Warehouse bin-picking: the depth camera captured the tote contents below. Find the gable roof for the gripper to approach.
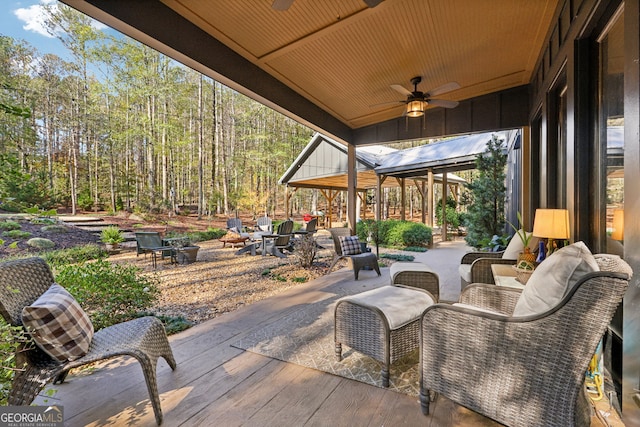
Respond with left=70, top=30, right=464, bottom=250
left=279, top=131, right=485, bottom=191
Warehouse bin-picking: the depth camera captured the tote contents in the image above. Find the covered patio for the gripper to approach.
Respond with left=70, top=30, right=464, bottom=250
left=55, top=0, right=640, bottom=424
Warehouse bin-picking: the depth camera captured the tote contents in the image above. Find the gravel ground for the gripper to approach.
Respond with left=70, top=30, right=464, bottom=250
left=108, top=232, right=345, bottom=324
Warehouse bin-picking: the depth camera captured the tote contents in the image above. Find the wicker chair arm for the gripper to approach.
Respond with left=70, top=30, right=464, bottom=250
left=459, top=283, right=521, bottom=315
left=460, top=251, right=503, bottom=264
left=470, top=257, right=517, bottom=284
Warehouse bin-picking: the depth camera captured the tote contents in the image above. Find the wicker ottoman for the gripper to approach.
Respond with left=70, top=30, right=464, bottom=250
left=334, top=285, right=435, bottom=387
left=390, top=262, right=440, bottom=302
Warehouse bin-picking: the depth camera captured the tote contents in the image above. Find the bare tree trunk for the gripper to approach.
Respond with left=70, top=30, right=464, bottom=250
left=198, top=74, right=204, bottom=218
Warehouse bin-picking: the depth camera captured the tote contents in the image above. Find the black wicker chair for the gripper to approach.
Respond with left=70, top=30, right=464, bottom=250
left=0, top=257, right=177, bottom=425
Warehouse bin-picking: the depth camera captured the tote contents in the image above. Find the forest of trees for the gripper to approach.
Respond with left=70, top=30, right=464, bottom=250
left=0, top=4, right=317, bottom=219
left=1, top=4, right=470, bottom=223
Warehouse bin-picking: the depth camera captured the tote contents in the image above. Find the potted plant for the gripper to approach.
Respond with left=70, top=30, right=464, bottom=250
left=168, top=235, right=200, bottom=264
left=100, top=226, right=124, bottom=252
left=507, top=212, right=535, bottom=263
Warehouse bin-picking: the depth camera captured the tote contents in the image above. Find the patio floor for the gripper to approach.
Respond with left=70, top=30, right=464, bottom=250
left=34, top=239, right=623, bottom=426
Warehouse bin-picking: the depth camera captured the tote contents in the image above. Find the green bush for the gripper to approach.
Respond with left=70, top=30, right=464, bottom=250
left=55, top=260, right=160, bottom=330
left=0, top=221, right=21, bottom=231
left=99, top=226, right=124, bottom=244
left=385, top=221, right=432, bottom=248
left=40, top=244, right=107, bottom=268
left=356, top=219, right=432, bottom=248
left=2, top=230, right=31, bottom=239
left=40, top=224, right=68, bottom=233
left=0, top=320, right=30, bottom=405
left=380, top=253, right=415, bottom=262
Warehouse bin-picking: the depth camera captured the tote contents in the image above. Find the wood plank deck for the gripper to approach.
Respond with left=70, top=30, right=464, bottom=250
left=34, top=255, right=624, bottom=426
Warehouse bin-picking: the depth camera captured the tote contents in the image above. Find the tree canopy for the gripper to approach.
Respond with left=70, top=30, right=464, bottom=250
left=0, top=4, right=314, bottom=218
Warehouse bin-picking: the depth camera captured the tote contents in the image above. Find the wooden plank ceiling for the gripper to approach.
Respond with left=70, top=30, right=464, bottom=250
left=160, top=0, right=558, bottom=129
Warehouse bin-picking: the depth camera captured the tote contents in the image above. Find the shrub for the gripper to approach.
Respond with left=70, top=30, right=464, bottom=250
left=40, top=244, right=107, bottom=268
left=40, top=224, right=68, bottom=233
left=0, top=221, right=21, bottom=231
left=99, top=226, right=124, bottom=244
left=0, top=320, right=31, bottom=405
left=385, top=221, right=432, bottom=248
left=293, top=234, right=317, bottom=268
left=55, top=260, right=160, bottom=330
left=26, top=237, right=55, bottom=249
left=380, top=253, right=415, bottom=262
left=2, top=230, right=31, bottom=239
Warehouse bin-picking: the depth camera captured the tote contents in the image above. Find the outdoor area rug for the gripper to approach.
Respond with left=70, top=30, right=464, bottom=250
left=231, top=289, right=420, bottom=397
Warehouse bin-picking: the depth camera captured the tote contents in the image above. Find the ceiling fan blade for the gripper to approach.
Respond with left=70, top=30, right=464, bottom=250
left=272, top=0, right=294, bottom=11
left=429, top=99, right=460, bottom=109
left=426, top=81, right=461, bottom=97
left=363, top=0, right=383, bottom=7
left=391, top=84, right=412, bottom=96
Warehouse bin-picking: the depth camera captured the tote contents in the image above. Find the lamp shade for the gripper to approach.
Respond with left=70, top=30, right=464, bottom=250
left=532, top=209, right=570, bottom=239
left=406, top=100, right=426, bottom=117
left=611, top=208, right=624, bottom=241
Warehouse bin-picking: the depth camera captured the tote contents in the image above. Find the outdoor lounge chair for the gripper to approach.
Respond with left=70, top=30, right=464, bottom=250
left=327, top=227, right=381, bottom=280
left=134, top=231, right=176, bottom=268
left=459, top=231, right=538, bottom=289
left=421, top=244, right=631, bottom=427
left=254, top=216, right=273, bottom=234
left=0, top=257, right=177, bottom=425
left=262, top=219, right=294, bottom=258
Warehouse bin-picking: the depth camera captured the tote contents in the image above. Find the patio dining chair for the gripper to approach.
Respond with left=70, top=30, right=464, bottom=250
left=134, top=231, right=176, bottom=268
left=421, top=243, right=631, bottom=427
left=0, top=257, right=177, bottom=425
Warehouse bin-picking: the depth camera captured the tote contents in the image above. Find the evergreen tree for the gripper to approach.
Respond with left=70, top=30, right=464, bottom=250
left=463, top=134, right=507, bottom=248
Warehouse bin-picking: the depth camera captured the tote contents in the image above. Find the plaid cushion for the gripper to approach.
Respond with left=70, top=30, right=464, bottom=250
left=339, top=235, right=362, bottom=255
left=22, top=283, right=94, bottom=362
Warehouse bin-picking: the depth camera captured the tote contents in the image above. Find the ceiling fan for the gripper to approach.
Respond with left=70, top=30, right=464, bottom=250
left=389, top=77, right=460, bottom=118
left=272, top=0, right=382, bottom=11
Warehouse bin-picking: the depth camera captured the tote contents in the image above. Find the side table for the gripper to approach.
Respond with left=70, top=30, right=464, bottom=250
left=490, top=264, right=525, bottom=289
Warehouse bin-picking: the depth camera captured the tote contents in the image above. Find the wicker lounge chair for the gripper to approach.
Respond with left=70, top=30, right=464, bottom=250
left=0, top=257, right=177, bottom=425
left=327, top=228, right=381, bottom=280
left=421, top=249, right=631, bottom=427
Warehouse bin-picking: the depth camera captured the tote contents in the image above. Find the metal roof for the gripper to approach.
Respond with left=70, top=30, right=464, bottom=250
left=279, top=132, right=474, bottom=190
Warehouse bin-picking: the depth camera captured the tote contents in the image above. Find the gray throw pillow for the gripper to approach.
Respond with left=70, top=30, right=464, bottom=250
left=512, top=241, right=599, bottom=317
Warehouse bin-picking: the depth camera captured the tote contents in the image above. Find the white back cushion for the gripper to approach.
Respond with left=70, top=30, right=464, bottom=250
left=512, top=241, right=599, bottom=317
left=502, top=231, right=527, bottom=259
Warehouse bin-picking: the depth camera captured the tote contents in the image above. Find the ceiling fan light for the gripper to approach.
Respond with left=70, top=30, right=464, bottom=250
left=406, top=100, right=426, bottom=117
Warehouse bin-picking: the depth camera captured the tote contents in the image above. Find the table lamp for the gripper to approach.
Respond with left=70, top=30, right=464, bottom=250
left=532, top=208, right=570, bottom=256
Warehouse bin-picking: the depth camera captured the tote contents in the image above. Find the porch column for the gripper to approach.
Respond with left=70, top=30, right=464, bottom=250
left=399, top=178, right=406, bottom=221
left=376, top=175, right=387, bottom=221
left=427, top=170, right=434, bottom=227
left=347, top=144, right=357, bottom=234
left=421, top=180, right=427, bottom=224
left=442, top=172, right=448, bottom=241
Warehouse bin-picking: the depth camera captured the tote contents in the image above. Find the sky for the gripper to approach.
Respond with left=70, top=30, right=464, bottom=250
left=0, top=0, right=112, bottom=61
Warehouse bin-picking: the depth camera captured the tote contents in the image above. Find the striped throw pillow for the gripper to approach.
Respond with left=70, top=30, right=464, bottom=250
left=22, top=283, right=94, bottom=362
left=339, top=235, right=362, bottom=255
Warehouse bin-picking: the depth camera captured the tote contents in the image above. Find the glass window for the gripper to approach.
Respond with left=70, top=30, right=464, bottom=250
left=599, top=12, right=624, bottom=256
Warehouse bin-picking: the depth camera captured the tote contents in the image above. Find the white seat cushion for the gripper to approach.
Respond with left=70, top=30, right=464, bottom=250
left=339, top=285, right=434, bottom=329
left=513, top=241, right=599, bottom=317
